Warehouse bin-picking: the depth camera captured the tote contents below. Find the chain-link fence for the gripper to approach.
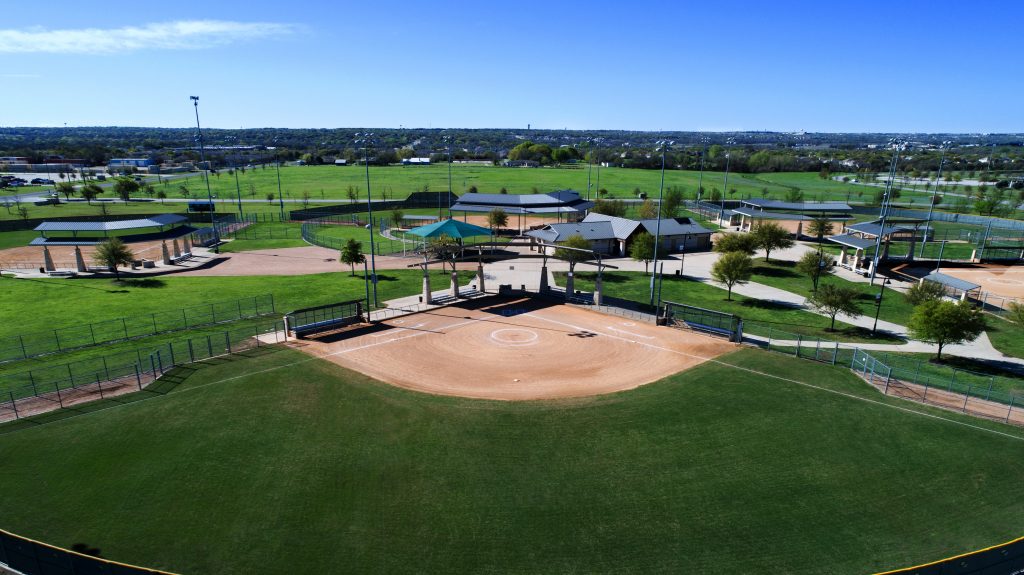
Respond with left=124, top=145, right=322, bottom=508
left=0, top=294, right=275, bottom=364
left=0, top=320, right=286, bottom=423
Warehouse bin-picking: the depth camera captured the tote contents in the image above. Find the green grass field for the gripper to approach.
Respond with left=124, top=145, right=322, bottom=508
left=560, top=270, right=904, bottom=343
left=1, top=346, right=1022, bottom=574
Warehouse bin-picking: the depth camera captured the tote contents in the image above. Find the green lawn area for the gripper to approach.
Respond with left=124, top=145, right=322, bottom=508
left=0, top=229, right=39, bottom=250
left=219, top=222, right=307, bottom=252
left=1, top=346, right=1022, bottom=574
left=746, top=258, right=916, bottom=327
left=559, top=271, right=903, bottom=343
left=986, top=316, right=1024, bottom=359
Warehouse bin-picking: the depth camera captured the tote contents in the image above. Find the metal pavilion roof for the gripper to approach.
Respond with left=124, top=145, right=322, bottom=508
left=404, top=218, right=493, bottom=240
left=922, top=272, right=981, bottom=293
left=741, top=199, right=853, bottom=212
left=826, top=234, right=878, bottom=250
left=34, top=214, right=188, bottom=233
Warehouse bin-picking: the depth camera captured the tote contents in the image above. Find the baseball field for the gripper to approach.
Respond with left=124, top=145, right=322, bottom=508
left=1, top=302, right=1023, bottom=574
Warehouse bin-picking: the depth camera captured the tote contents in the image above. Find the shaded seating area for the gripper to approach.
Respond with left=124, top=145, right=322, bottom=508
left=30, top=214, right=193, bottom=246
left=920, top=272, right=982, bottom=302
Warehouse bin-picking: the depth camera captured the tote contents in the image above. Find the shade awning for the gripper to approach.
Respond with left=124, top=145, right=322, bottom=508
left=922, top=272, right=981, bottom=292
left=34, top=214, right=188, bottom=232
left=405, top=218, right=493, bottom=240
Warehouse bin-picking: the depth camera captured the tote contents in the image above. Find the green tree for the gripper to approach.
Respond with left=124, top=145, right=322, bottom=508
left=751, top=222, right=794, bottom=262
left=637, top=198, right=658, bottom=220
left=554, top=233, right=592, bottom=274
left=630, top=232, right=656, bottom=274
left=661, top=186, right=684, bottom=218
left=339, top=239, right=365, bottom=276
left=904, top=281, right=947, bottom=306
left=93, top=238, right=135, bottom=280
left=796, top=250, right=835, bottom=292
left=591, top=198, right=627, bottom=217
left=179, top=185, right=191, bottom=199
left=908, top=300, right=986, bottom=361
left=156, top=189, right=167, bottom=204
left=426, top=233, right=461, bottom=272
left=16, top=206, right=29, bottom=220
left=806, top=216, right=834, bottom=241
left=713, top=232, right=757, bottom=255
left=711, top=251, right=753, bottom=300
left=390, top=207, right=404, bottom=228
left=807, top=284, right=861, bottom=331
left=346, top=185, right=359, bottom=204
left=466, top=185, right=478, bottom=194
left=113, top=176, right=140, bottom=204
left=1006, top=301, right=1024, bottom=326
left=266, top=193, right=275, bottom=204
left=487, top=208, right=508, bottom=232
left=784, top=188, right=804, bottom=203
left=55, top=181, right=76, bottom=200
left=80, top=183, right=103, bottom=204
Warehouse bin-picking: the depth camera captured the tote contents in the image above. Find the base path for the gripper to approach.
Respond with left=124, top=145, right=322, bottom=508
left=296, top=296, right=735, bottom=400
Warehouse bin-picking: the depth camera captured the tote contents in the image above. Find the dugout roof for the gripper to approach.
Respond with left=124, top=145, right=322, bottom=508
left=922, top=272, right=981, bottom=293
left=34, top=214, right=188, bottom=232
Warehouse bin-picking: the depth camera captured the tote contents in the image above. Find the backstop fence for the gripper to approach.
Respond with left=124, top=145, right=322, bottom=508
left=0, top=320, right=286, bottom=424
left=300, top=216, right=420, bottom=256
left=0, top=294, right=275, bottom=364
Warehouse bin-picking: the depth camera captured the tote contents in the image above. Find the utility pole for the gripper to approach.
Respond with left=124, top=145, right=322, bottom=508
left=649, top=140, right=671, bottom=308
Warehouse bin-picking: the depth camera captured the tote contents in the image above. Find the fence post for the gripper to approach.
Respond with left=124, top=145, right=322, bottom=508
left=948, top=369, right=956, bottom=392
left=18, top=334, right=27, bottom=359
left=54, top=329, right=61, bottom=352
left=157, top=351, right=164, bottom=374
left=225, top=331, right=232, bottom=354
left=815, top=337, right=821, bottom=361
left=1007, top=396, right=1016, bottom=424
left=237, top=299, right=243, bottom=319
left=832, top=341, right=839, bottom=366
left=135, top=364, right=142, bottom=390
left=152, top=313, right=159, bottom=334
left=963, top=385, right=971, bottom=412
left=150, top=354, right=157, bottom=377
left=96, top=374, right=105, bottom=399
left=67, top=364, right=74, bottom=387
left=89, top=323, right=97, bottom=345
left=9, top=391, right=18, bottom=420
left=122, top=317, right=129, bottom=339
left=207, top=335, right=213, bottom=358
left=168, top=343, right=176, bottom=367
left=102, top=356, right=110, bottom=380
left=986, top=377, right=994, bottom=401
left=794, top=335, right=801, bottom=357
left=55, top=383, right=63, bottom=407
left=884, top=367, right=892, bottom=394
left=188, top=339, right=195, bottom=363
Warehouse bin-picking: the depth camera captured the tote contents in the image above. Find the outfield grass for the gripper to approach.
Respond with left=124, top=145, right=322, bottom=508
left=559, top=271, right=903, bottom=343
left=985, top=317, right=1024, bottom=359
left=1, top=346, right=1022, bottom=574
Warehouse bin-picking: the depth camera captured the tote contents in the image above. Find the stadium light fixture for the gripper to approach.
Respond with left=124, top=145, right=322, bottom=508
left=190, top=96, right=219, bottom=253
left=921, top=140, right=952, bottom=257
left=649, top=140, right=673, bottom=308
left=355, top=134, right=379, bottom=308
left=869, top=138, right=905, bottom=286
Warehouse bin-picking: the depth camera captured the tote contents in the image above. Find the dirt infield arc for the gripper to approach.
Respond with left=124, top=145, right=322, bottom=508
left=296, top=297, right=735, bottom=400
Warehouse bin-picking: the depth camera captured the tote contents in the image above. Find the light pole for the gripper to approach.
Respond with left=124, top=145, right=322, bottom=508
left=649, top=140, right=672, bottom=308
left=696, top=136, right=709, bottom=202
left=356, top=135, right=379, bottom=308
left=921, top=141, right=951, bottom=257
left=869, top=138, right=905, bottom=286
left=872, top=279, right=887, bottom=335
left=190, top=96, right=219, bottom=253
left=720, top=152, right=731, bottom=222
left=444, top=134, right=453, bottom=217
left=233, top=162, right=244, bottom=218
left=585, top=141, right=594, bottom=200
left=274, top=160, right=285, bottom=220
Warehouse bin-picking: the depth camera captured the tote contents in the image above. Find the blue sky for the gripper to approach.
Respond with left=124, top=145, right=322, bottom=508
left=1, top=0, right=1021, bottom=133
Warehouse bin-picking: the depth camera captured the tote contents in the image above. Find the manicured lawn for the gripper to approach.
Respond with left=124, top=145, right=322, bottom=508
left=0, top=230, right=40, bottom=250
left=746, top=259, right=917, bottom=327
left=1, top=346, right=1022, bottom=574
left=986, top=317, right=1024, bottom=359
left=219, top=222, right=307, bottom=252
left=559, top=271, right=903, bottom=343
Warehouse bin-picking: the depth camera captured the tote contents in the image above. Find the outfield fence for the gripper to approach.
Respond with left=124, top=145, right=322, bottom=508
left=0, top=320, right=286, bottom=423
left=1, top=527, right=176, bottom=575
left=301, top=216, right=419, bottom=256
left=0, top=294, right=275, bottom=364
left=225, top=225, right=300, bottom=241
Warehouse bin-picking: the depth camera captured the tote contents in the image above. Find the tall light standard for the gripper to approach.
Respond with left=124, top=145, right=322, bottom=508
left=190, top=96, right=219, bottom=253
left=444, top=134, right=454, bottom=217
left=274, top=159, right=285, bottom=220
left=720, top=152, right=732, bottom=221
left=584, top=141, right=594, bottom=200
left=869, top=138, right=906, bottom=286
left=355, top=135, right=379, bottom=307
left=649, top=140, right=672, bottom=308
left=921, top=140, right=951, bottom=257
left=695, top=136, right=709, bottom=202
left=232, top=162, right=244, bottom=218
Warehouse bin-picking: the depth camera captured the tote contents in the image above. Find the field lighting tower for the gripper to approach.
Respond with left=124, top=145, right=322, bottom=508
left=869, top=138, right=906, bottom=286
left=355, top=134, right=379, bottom=308
left=190, top=96, right=219, bottom=253
left=696, top=136, right=709, bottom=202
left=649, top=140, right=672, bottom=308
left=921, top=141, right=952, bottom=257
